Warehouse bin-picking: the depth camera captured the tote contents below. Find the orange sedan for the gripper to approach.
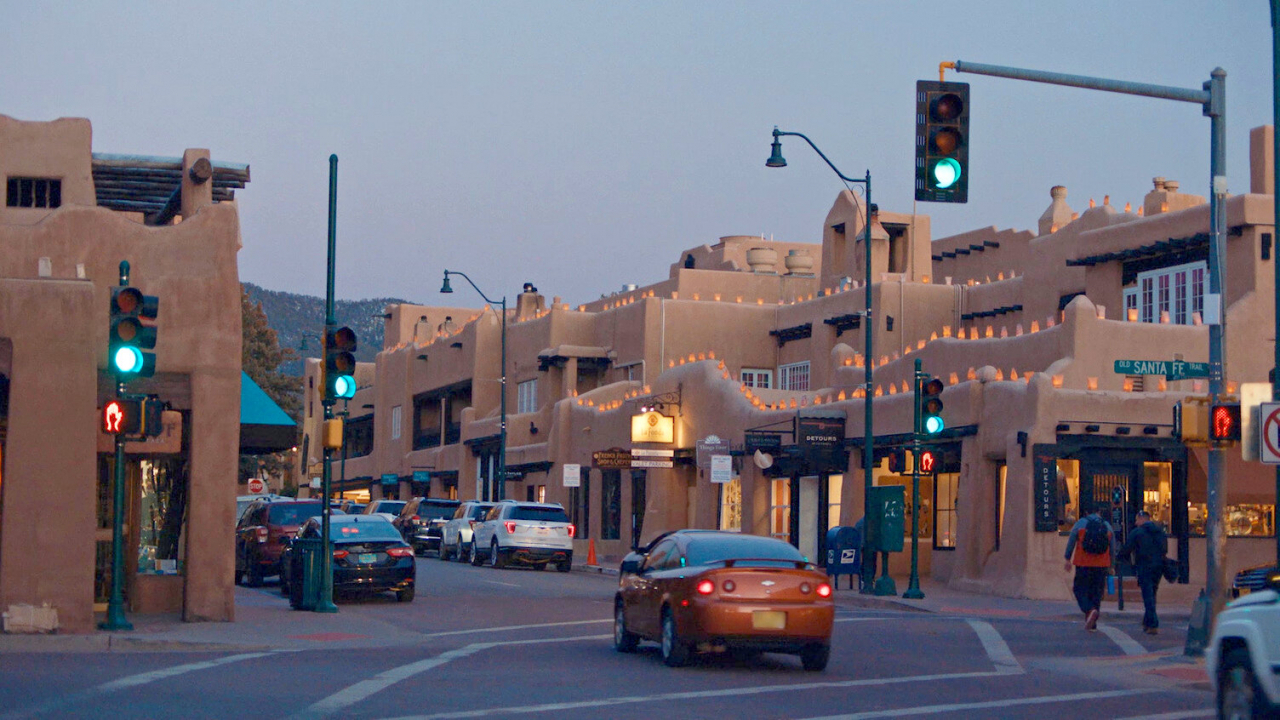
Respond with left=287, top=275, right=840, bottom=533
left=613, top=530, right=834, bottom=670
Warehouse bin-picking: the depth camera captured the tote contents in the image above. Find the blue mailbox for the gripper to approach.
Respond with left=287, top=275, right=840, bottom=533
left=825, top=525, right=860, bottom=588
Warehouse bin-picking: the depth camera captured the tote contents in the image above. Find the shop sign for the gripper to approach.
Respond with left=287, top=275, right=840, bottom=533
left=632, top=448, right=674, bottom=458
left=1032, top=448, right=1059, bottom=532
left=412, top=470, right=430, bottom=484
left=798, top=415, right=845, bottom=449
left=696, top=435, right=730, bottom=469
left=593, top=448, right=632, bottom=470
left=381, top=473, right=400, bottom=486
left=630, top=411, right=674, bottom=444
left=631, top=459, right=674, bottom=469
left=709, top=455, right=733, bottom=483
left=744, top=431, right=783, bottom=455
left=563, top=463, right=582, bottom=487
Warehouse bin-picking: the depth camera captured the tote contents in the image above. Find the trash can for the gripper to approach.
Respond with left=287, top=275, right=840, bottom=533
left=289, top=538, right=324, bottom=611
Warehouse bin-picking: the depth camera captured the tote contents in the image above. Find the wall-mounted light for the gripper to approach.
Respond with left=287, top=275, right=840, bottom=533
left=1115, top=426, right=1131, bottom=435
left=530, top=421, right=539, bottom=435
left=1055, top=423, right=1070, bottom=433
left=1084, top=424, right=1101, bottom=433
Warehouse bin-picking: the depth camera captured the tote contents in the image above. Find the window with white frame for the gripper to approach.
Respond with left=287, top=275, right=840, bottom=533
left=741, top=368, right=773, bottom=389
left=778, top=362, right=810, bottom=391
left=769, top=478, right=791, bottom=541
left=1122, top=260, right=1206, bottom=325
left=391, top=405, right=402, bottom=439
left=618, top=363, right=642, bottom=383
left=517, top=379, right=537, bottom=414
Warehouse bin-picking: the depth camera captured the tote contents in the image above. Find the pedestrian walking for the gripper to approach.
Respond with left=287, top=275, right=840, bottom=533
left=1064, top=505, right=1114, bottom=631
left=1120, top=510, right=1168, bottom=634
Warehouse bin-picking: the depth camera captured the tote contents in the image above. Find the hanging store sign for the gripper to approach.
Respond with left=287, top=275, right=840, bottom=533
left=1032, top=448, right=1059, bottom=532
left=744, top=431, right=783, bottom=455
left=696, top=435, right=731, bottom=469
left=381, top=473, right=400, bottom=486
left=631, top=411, right=674, bottom=444
left=592, top=448, right=632, bottom=470
left=632, top=448, right=674, bottom=458
left=562, top=463, right=582, bottom=487
left=412, top=470, right=430, bottom=484
left=798, top=415, right=845, bottom=450
left=631, top=459, right=674, bottom=469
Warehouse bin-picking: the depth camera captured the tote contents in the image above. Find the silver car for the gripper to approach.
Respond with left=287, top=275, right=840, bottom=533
left=440, top=501, right=495, bottom=562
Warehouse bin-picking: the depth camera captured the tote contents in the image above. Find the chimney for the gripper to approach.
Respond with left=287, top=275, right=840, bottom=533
left=1038, top=186, right=1073, bottom=235
left=516, top=282, right=545, bottom=320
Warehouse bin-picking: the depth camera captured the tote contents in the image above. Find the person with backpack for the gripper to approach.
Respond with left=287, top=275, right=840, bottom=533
left=1120, top=510, right=1169, bottom=634
left=1063, top=505, right=1114, bottom=631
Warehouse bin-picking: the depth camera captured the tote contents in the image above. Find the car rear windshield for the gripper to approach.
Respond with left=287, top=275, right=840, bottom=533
left=268, top=504, right=324, bottom=526
left=332, top=521, right=402, bottom=542
left=416, top=501, right=460, bottom=519
left=511, top=506, right=570, bottom=523
left=470, top=504, right=495, bottom=521
left=375, top=502, right=406, bottom=514
left=684, top=536, right=805, bottom=567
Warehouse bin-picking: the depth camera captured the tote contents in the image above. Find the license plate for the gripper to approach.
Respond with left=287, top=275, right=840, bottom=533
left=537, top=527, right=551, bottom=535
left=358, top=553, right=377, bottom=564
left=752, top=611, right=786, bottom=630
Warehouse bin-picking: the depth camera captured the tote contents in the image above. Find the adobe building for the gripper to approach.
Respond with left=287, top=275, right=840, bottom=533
left=0, top=114, right=249, bottom=631
left=298, top=126, right=1277, bottom=602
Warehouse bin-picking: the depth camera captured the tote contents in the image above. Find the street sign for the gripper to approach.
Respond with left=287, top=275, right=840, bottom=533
left=247, top=477, right=266, bottom=494
left=1260, top=402, right=1280, bottom=465
left=631, top=448, right=675, bottom=458
left=1241, top=383, right=1272, bottom=462
left=1112, top=359, right=1209, bottom=381
left=709, top=454, right=733, bottom=483
left=562, top=463, right=581, bottom=487
left=631, top=459, right=674, bottom=469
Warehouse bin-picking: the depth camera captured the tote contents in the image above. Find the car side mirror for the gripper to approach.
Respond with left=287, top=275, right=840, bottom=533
left=620, top=553, right=644, bottom=575
left=1265, top=571, right=1280, bottom=592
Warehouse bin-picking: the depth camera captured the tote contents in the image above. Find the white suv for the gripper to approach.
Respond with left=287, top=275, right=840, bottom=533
left=1208, top=569, right=1280, bottom=718
left=471, top=501, right=575, bottom=572
left=440, top=501, right=495, bottom=563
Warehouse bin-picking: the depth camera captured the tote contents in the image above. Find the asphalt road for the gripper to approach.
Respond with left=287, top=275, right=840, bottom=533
left=0, top=556, right=1215, bottom=719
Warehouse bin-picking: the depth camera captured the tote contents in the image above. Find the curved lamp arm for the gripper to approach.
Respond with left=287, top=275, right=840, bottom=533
left=442, top=270, right=505, bottom=309
left=772, top=128, right=867, bottom=186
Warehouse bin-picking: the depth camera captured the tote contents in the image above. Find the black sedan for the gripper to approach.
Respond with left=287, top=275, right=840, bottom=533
left=280, top=515, right=416, bottom=603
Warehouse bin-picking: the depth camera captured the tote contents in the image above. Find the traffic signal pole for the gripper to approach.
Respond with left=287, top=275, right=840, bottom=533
left=945, top=59, right=1228, bottom=645
left=904, top=359, right=925, bottom=599
left=1272, top=0, right=1280, bottom=569
left=100, top=261, right=134, bottom=631
left=316, top=155, right=340, bottom=614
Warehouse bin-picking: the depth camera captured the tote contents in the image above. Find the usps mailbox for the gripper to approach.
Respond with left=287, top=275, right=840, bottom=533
left=825, top=526, right=860, bottom=587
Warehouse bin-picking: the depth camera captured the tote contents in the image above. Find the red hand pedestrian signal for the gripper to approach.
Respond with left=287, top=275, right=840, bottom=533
left=104, top=401, right=124, bottom=433
left=102, top=399, right=143, bottom=435
left=919, top=450, right=936, bottom=473
left=1210, top=403, right=1241, bottom=442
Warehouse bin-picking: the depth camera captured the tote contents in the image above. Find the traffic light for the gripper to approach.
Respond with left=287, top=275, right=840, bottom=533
left=1175, top=397, right=1210, bottom=446
left=1211, top=401, right=1242, bottom=443
left=888, top=449, right=914, bottom=474
left=102, top=399, right=143, bottom=435
left=918, top=375, right=945, bottom=436
left=323, top=326, right=358, bottom=401
left=915, top=80, right=970, bottom=204
left=108, top=286, right=158, bottom=378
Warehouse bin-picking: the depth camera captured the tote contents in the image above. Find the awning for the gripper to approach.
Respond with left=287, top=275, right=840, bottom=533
left=240, top=371, right=297, bottom=455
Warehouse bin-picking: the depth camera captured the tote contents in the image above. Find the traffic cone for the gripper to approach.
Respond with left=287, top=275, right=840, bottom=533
left=586, top=538, right=597, bottom=566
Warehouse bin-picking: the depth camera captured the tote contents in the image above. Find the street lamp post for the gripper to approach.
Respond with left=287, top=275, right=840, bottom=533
left=441, top=270, right=507, bottom=501
left=766, top=128, right=878, bottom=594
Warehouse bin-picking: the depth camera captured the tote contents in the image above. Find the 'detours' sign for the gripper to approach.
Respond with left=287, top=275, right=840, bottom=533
left=798, top=415, right=845, bottom=450
left=1032, top=447, right=1059, bottom=532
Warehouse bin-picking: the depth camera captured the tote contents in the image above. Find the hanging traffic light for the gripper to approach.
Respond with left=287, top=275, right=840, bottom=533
left=915, top=80, right=970, bottom=204
left=324, top=326, right=358, bottom=401
left=102, top=399, right=143, bottom=435
left=1210, top=401, right=1242, bottom=443
left=918, top=375, right=945, bottom=436
left=108, top=286, right=159, bottom=378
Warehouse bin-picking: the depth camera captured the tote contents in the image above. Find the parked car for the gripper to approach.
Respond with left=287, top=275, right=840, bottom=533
left=364, top=499, right=407, bottom=523
left=235, top=498, right=326, bottom=587
left=470, top=500, right=574, bottom=571
left=1232, top=563, right=1279, bottom=598
left=237, top=493, right=286, bottom=523
left=441, top=501, right=495, bottom=562
left=279, top=514, right=416, bottom=603
left=1209, top=567, right=1280, bottom=718
left=394, top=497, right=462, bottom=555
left=339, top=500, right=367, bottom=515
left=613, top=530, right=834, bottom=670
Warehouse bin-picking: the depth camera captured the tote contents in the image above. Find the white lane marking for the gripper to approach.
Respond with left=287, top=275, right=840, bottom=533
left=965, top=619, right=1021, bottom=672
left=1099, top=623, right=1148, bottom=656
left=835, top=617, right=892, bottom=622
left=798, top=688, right=1157, bottom=720
left=294, top=634, right=609, bottom=719
left=2, top=652, right=272, bottom=719
left=382, top=670, right=1014, bottom=720
left=419, top=619, right=610, bottom=639
left=482, top=580, right=520, bottom=588
left=1115, top=710, right=1215, bottom=720
left=1115, top=711, right=1215, bottom=720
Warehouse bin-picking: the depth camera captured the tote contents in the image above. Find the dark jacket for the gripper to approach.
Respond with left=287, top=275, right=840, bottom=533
left=1121, top=521, right=1168, bottom=570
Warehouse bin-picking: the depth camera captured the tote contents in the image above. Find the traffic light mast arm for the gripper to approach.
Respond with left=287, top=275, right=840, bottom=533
left=949, top=60, right=1209, bottom=106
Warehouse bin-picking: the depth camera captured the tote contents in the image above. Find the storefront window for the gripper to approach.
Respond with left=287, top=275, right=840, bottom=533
left=719, top=477, right=742, bottom=532
left=1056, top=459, right=1081, bottom=532
left=934, top=472, right=958, bottom=549
left=600, top=470, right=621, bottom=540
left=137, top=458, right=186, bottom=575
left=828, top=474, right=843, bottom=530
left=770, top=479, right=790, bottom=540
left=1186, top=457, right=1276, bottom=537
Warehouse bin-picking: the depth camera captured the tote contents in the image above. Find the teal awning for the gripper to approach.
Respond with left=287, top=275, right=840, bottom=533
left=240, top=371, right=297, bottom=454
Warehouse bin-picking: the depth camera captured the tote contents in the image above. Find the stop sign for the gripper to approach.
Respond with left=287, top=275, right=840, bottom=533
left=247, top=477, right=266, bottom=494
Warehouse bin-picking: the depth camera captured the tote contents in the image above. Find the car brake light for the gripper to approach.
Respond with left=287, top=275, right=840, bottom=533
left=386, top=547, right=413, bottom=558
left=696, top=579, right=715, bottom=595
left=799, top=582, right=812, bottom=594
left=469, top=520, right=479, bottom=529
left=567, top=524, right=576, bottom=538
left=333, top=550, right=349, bottom=559
left=816, top=583, right=832, bottom=598
left=256, top=528, right=268, bottom=543
left=722, top=580, right=736, bottom=592
left=504, top=521, right=517, bottom=534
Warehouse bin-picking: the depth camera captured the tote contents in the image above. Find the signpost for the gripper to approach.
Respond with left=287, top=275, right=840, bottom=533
left=1113, top=359, right=1210, bottom=381
left=562, top=463, right=581, bottom=487
left=1261, top=403, right=1280, bottom=465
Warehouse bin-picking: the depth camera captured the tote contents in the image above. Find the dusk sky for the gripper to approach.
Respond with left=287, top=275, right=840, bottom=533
left=2, top=2, right=1271, bottom=309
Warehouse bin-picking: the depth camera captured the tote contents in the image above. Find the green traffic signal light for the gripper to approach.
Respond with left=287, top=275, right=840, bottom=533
left=324, top=325, right=359, bottom=401
left=109, top=284, right=159, bottom=379
left=923, top=415, right=945, bottom=435
left=915, top=80, right=970, bottom=204
left=333, top=374, right=356, bottom=399
left=113, top=345, right=144, bottom=374
left=932, top=158, right=962, bottom=189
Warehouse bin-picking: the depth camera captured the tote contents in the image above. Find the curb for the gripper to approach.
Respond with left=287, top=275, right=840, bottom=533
left=575, top=564, right=620, bottom=577
left=0, top=632, right=265, bottom=654
left=832, top=592, right=935, bottom=614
